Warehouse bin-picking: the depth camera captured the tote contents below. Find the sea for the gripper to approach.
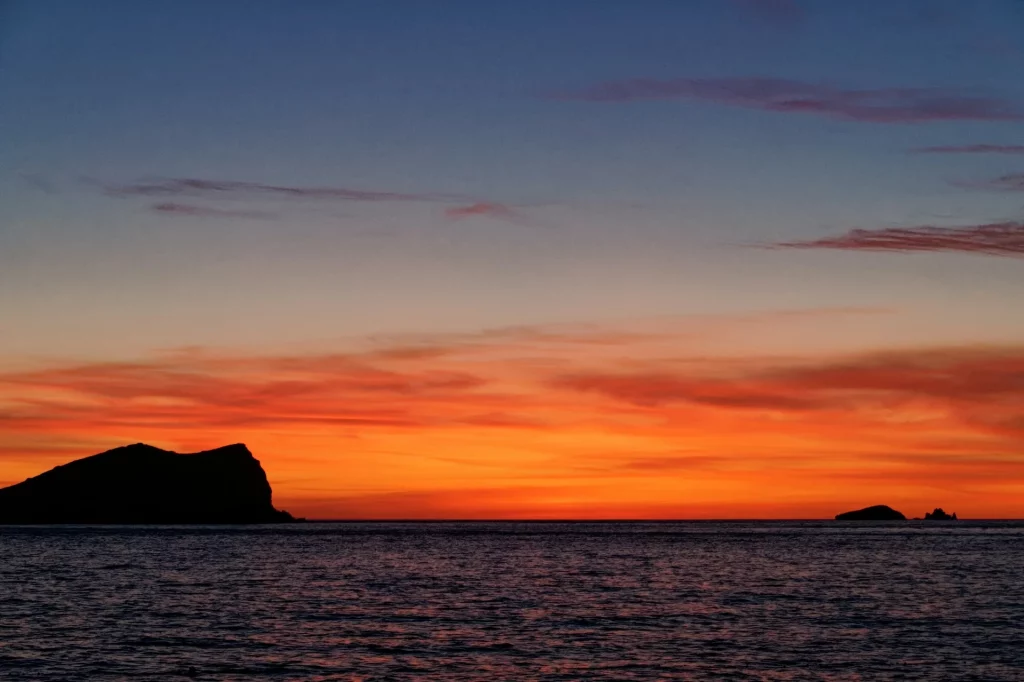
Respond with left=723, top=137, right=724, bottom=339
left=1, top=522, right=1022, bottom=681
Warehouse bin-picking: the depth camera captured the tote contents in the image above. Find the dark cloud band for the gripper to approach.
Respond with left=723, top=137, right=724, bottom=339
left=553, top=76, right=1024, bottom=124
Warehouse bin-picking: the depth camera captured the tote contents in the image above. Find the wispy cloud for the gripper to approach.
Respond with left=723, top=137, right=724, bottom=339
left=615, top=453, right=745, bottom=473
left=5, top=333, right=1021, bottom=437
left=772, top=222, right=1024, bottom=257
left=444, top=202, right=523, bottom=221
left=552, top=346, right=1024, bottom=434
left=910, top=144, right=1024, bottom=155
left=953, top=173, right=1024, bottom=192
left=554, top=371, right=822, bottom=411
left=93, top=176, right=533, bottom=221
left=0, top=351, right=495, bottom=434
left=553, top=76, right=1024, bottom=123
left=98, top=177, right=465, bottom=203
left=150, top=202, right=277, bottom=219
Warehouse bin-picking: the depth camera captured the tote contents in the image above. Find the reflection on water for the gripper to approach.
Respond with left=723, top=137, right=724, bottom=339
left=1, top=522, right=1022, bottom=680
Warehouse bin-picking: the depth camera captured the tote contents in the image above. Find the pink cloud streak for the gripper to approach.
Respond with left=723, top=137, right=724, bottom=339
left=773, top=222, right=1024, bottom=257
left=444, top=202, right=522, bottom=221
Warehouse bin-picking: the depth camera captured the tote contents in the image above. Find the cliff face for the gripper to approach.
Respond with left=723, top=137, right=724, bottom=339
left=0, top=443, right=294, bottom=524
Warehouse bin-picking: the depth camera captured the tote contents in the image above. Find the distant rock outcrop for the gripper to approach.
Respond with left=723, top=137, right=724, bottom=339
left=834, top=504, right=906, bottom=521
left=0, top=443, right=294, bottom=524
left=923, top=508, right=957, bottom=521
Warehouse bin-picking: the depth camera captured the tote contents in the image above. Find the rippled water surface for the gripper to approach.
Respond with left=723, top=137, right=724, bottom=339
left=2, top=522, right=1023, bottom=680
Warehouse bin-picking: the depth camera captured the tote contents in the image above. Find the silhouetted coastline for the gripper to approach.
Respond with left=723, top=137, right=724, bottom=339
left=0, top=443, right=294, bottom=524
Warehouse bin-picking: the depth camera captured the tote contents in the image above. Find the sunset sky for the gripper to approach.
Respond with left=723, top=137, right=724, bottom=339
left=2, top=0, right=1023, bottom=518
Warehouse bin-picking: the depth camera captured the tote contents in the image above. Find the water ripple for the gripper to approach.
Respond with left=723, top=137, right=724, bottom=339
left=1, top=522, right=1022, bottom=680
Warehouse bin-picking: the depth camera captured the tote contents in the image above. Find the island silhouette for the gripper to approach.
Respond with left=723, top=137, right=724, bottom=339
left=834, top=504, right=907, bottom=520
left=835, top=505, right=961, bottom=521
left=0, top=443, right=294, bottom=524
left=923, top=508, right=958, bottom=521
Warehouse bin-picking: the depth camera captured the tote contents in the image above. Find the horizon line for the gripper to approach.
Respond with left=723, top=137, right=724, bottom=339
left=293, top=517, right=1015, bottom=523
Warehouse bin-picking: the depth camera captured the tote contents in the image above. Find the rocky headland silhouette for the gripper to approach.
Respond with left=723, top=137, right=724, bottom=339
left=0, top=443, right=294, bottom=524
left=923, top=508, right=958, bottom=521
left=834, top=505, right=906, bottom=521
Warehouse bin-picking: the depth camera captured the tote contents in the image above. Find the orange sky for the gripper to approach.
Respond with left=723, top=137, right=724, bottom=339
left=4, top=1, right=1024, bottom=521
left=1, top=308, right=1022, bottom=519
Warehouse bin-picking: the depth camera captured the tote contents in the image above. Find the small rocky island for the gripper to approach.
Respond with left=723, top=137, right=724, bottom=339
left=834, top=504, right=906, bottom=521
left=0, top=443, right=295, bottom=524
left=923, top=508, right=957, bottom=521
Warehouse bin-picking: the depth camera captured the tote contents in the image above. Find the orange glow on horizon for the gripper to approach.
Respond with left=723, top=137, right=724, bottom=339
left=1, top=317, right=1022, bottom=519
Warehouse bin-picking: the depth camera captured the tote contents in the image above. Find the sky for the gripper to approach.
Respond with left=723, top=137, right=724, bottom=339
left=1, top=0, right=1023, bottom=518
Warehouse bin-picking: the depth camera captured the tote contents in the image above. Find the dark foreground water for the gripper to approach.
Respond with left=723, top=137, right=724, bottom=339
left=1, top=522, right=1023, bottom=681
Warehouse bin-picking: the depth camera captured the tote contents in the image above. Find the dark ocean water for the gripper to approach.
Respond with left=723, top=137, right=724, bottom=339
left=1, top=522, right=1023, bottom=681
